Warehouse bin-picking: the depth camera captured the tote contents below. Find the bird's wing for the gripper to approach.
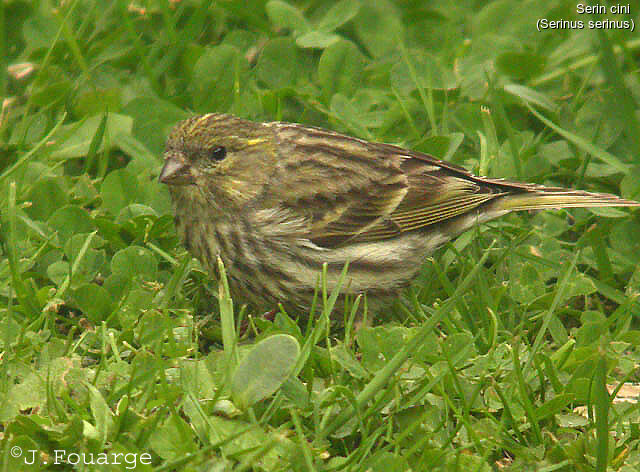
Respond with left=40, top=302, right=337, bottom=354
left=267, top=124, right=508, bottom=248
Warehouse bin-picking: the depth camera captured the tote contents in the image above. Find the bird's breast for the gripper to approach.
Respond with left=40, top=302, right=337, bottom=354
left=170, top=187, right=437, bottom=309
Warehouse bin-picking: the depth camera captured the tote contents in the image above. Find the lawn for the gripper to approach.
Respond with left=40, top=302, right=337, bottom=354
left=1, top=0, right=640, bottom=470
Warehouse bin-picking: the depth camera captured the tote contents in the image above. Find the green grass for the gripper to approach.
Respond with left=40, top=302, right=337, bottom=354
left=2, top=0, right=640, bottom=470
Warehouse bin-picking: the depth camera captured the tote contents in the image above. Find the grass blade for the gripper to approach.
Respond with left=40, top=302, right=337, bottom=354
left=320, top=240, right=497, bottom=438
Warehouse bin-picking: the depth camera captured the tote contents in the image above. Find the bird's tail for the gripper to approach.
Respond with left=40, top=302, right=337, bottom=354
left=495, top=189, right=640, bottom=212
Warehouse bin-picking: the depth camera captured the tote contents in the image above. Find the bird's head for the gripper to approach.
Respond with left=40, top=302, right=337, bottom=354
left=159, top=113, right=277, bottom=209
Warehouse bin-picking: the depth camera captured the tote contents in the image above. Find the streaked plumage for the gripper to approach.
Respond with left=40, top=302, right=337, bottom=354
left=159, top=113, right=640, bottom=312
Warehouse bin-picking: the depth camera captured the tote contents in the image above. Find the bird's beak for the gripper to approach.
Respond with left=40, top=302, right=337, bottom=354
left=159, top=155, right=195, bottom=185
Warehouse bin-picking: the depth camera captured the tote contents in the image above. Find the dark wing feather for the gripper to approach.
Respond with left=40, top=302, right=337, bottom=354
left=267, top=126, right=407, bottom=247
left=267, top=124, right=517, bottom=248
left=352, top=167, right=507, bottom=243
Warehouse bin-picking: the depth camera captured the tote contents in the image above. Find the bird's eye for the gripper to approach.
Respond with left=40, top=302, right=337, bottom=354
left=209, top=146, right=227, bottom=161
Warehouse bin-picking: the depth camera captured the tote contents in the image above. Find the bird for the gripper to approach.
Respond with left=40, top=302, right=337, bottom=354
left=159, top=113, right=640, bottom=314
